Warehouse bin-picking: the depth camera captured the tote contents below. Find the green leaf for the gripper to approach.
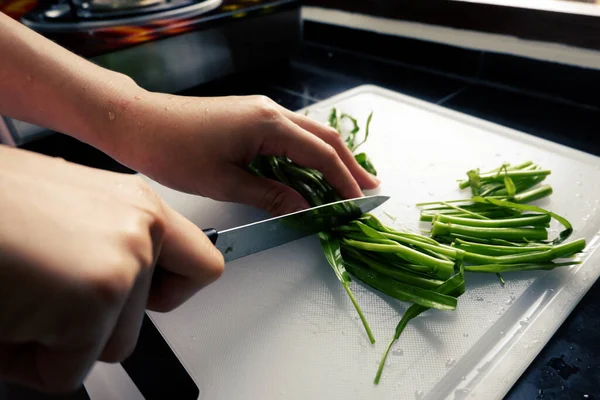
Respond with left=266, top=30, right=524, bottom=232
left=352, top=111, right=373, bottom=153
left=354, top=152, right=377, bottom=175
left=374, top=263, right=465, bottom=384
left=318, top=232, right=350, bottom=283
left=318, top=232, right=375, bottom=344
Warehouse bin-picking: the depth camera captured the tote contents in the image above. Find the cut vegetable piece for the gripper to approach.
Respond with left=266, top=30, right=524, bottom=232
left=318, top=232, right=375, bottom=344
left=431, top=221, right=548, bottom=242
left=471, top=196, right=573, bottom=243
left=374, top=264, right=465, bottom=384
left=345, top=261, right=458, bottom=311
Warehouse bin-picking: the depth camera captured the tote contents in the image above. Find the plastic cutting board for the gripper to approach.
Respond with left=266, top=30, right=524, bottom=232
left=141, top=85, right=600, bottom=400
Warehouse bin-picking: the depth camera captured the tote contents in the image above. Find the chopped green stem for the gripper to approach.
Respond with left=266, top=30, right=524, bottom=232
left=440, top=202, right=490, bottom=220
left=466, top=261, right=580, bottom=273
left=343, top=283, right=375, bottom=344
left=453, top=238, right=551, bottom=256
left=342, top=248, right=444, bottom=290
left=374, top=264, right=465, bottom=384
left=478, top=170, right=551, bottom=180
left=496, top=273, right=506, bottom=285
left=431, top=221, right=548, bottom=242
left=471, top=196, right=573, bottom=243
left=345, top=262, right=458, bottom=310
left=341, top=238, right=455, bottom=279
left=433, top=213, right=551, bottom=228
left=513, top=185, right=553, bottom=203
left=380, top=231, right=463, bottom=260
left=463, top=238, right=586, bottom=265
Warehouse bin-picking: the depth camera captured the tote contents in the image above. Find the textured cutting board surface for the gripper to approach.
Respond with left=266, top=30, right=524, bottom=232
left=143, top=85, right=600, bottom=400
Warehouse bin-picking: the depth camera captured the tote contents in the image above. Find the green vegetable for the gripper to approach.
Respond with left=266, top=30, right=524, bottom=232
left=319, top=232, right=375, bottom=344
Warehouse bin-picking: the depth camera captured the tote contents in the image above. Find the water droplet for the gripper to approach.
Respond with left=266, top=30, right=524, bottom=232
left=576, top=181, right=582, bottom=186
left=428, top=163, right=435, bottom=167
left=26, top=74, right=32, bottom=82
left=392, top=348, right=404, bottom=356
left=205, top=108, right=209, bottom=112
left=415, top=390, right=424, bottom=399
left=475, top=296, right=484, bottom=301
left=461, top=375, right=466, bottom=381
left=327, top=52, right=333, bottom=58
left=164, top=107, right=169, bottom=111
left=341, top=330, right=345, bottom=335
left=500, top=331, right=505, bottom=336
left=280, top=390, right=287, bottom=395
left=496, top=310, right=502, bottom=315
left=108, top=111, right=115, bottom=120
left=583, top=395, right=589, bottom=399
left=445, top=358, right=456, bottom=368
left=428, top=192, right=434, bottom=196
left=167, top=95, right=173, bottom=100
left=550, top=288, right=555, bottom=292
left=520, top=320, right=529, bottom=327
left=463, top=332, right=469, bottom=337
left=575, top=193, right=581, bottom=198
left=134, top=95, right=141, bottom=100
left=570, top=346, right=574, bottom=350
left=495, top=153, right=501, bottom=157
left=454, top=388, right=471, bottom=400
left=561, top=385, right=565, bottom=391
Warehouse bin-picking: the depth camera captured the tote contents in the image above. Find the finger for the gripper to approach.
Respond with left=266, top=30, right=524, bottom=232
left=0, top=342, right=98, bottom=393
left=220, top=165, right=310, bottom=216
left=98, top=268, right=154, bottom=363
left=259, top=117, right=363, bottom=200
left=147, top=204, right=224, bottom=313
left=279, top=107, right=380, bottom=190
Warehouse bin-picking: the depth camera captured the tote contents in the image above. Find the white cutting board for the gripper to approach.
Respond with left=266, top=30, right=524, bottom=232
left=141, top=85, right=600, bottom=400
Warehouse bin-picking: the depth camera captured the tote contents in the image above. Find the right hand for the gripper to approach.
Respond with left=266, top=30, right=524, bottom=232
left=0, top=145, right=224, bottom=393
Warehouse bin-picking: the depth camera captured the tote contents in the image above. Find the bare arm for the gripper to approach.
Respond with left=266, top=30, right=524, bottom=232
left=0, top=12, right=146, bottom=151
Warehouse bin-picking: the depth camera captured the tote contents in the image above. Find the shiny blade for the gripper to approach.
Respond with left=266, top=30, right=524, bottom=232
left=216, top=195, right=389, bottom=262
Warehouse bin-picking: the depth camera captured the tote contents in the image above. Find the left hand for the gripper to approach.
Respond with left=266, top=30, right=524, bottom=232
left=102, top=93, right=380, bottom=216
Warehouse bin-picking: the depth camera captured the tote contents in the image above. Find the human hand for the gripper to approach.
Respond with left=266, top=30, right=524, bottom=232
left=0, top=145, right=224, bottom=393
left=102, top=93, right=380, bottom=216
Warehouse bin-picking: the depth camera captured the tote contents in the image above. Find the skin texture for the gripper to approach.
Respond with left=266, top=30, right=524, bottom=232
left=0, top=12, right=379, bottom=393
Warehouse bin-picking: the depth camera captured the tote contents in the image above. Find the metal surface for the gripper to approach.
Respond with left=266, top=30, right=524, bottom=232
left=22, top=0, right=222, bottom=31
left=215, top=195, right=389, bottom=262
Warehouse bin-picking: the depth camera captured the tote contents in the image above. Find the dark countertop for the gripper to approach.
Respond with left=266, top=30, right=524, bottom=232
left=13, top=23, right=600, bottom=400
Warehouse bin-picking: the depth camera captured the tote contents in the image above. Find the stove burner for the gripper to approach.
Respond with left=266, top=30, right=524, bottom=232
left=90, top=0, right=166, bottom=11
left=20, top=0, right=222, bottom=31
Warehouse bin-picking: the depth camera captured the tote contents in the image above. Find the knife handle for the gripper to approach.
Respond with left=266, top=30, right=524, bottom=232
left=202, top=228, right=218, bottom=244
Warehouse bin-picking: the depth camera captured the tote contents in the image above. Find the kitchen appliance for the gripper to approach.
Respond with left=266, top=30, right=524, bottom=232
left=0, top=0, right=301, bottom=145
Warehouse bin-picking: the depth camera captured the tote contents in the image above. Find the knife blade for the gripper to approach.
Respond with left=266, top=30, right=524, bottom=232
left=203, top=195, right=389, bottom=262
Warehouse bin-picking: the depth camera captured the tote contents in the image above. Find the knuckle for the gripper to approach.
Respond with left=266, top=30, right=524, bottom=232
left=88, top=255, right=135, bottom=307
left=323, top=127, right=343, bottom=145
left=252, top=95, right=280, bottom=121
left=323, top=143, right=339, bottom=160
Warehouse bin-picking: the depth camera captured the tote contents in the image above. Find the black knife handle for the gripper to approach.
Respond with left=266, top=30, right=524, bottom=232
left=202, top=228, right=218, bottom=244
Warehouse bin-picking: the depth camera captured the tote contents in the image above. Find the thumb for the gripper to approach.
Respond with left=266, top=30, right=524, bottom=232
left=222, top=167, right=310, bottom=216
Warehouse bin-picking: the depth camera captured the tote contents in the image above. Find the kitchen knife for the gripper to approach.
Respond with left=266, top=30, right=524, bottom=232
left=202, top=195, right=389, bottom=262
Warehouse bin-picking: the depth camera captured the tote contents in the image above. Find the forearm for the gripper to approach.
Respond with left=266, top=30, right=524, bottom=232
left=0, top=12, right=146, bottom=151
